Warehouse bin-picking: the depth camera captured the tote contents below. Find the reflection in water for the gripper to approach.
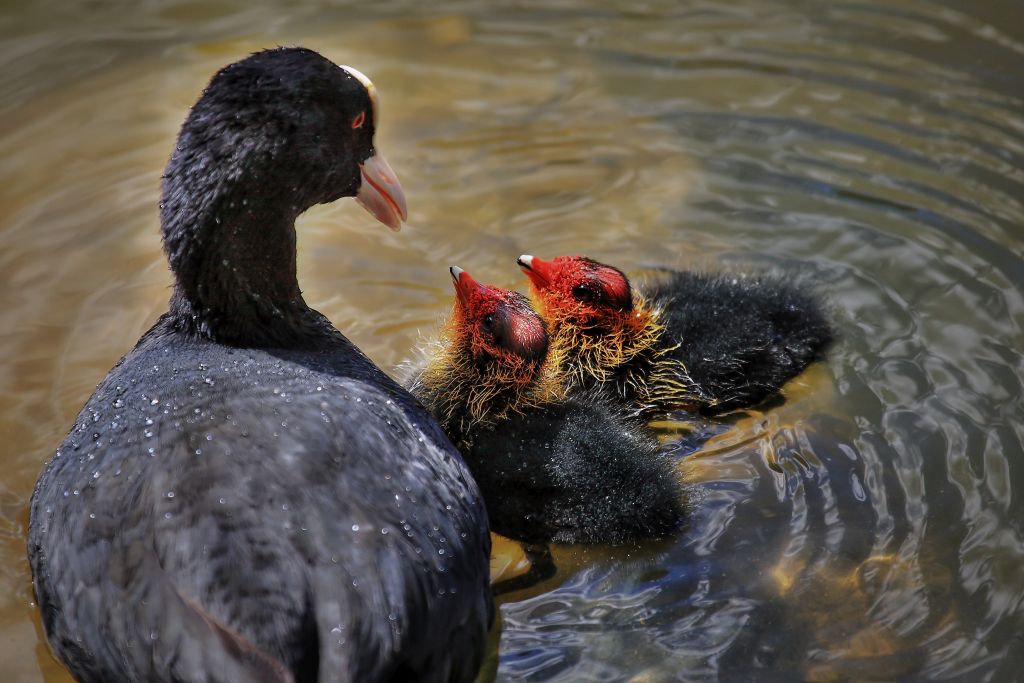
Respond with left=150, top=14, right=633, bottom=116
left=1, top=1, right=1022, bottom=681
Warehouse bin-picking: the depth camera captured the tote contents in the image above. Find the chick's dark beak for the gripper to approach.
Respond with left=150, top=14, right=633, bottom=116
left=356, top=151, right=408, bottom=231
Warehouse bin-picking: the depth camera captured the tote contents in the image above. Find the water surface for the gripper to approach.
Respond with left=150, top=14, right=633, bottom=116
left=1, top=1, right=1022, bottom=681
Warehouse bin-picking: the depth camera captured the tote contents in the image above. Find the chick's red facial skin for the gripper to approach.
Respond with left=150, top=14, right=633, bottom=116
left=452, top=270, right=547, bottom=365
left=521, top=255, right=633, bottom=328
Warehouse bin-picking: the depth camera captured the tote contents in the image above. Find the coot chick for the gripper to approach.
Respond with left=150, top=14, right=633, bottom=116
left=409, top=267, right=686, bottom=545
left=28, top=48, right=492, bottom=683
left=408, top=267, right=561, bottom=446
left=518, top=254, right=833, bottom=416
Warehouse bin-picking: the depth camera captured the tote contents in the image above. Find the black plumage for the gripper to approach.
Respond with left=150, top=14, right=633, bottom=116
left=28, top=48, right=492, bottom=683
left=464, top=397, right=687, bottom=545
left=644, top=269, right=834, bottom=413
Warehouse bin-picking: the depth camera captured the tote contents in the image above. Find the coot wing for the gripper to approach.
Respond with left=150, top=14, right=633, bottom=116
left=31, top=334, right=491, bottom=682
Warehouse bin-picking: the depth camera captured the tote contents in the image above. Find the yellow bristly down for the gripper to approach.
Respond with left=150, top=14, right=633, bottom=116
left=535, top=291, right=712, bottom=414
left=415, top=309, right=566, bottom=439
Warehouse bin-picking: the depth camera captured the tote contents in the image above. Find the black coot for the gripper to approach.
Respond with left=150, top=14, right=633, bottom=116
left=28, top=48, right=492, bottom=683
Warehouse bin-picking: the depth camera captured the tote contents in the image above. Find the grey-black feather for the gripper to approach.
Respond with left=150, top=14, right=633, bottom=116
left=644, top=270, right=833, bottom=413
left=459, top=396, right=686, bottom=545
left=28, top=47, right=492, bottom=683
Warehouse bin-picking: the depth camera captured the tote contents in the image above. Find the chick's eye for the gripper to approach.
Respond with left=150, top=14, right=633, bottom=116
left=351, top=111, right=366, bottom=129
left=481, top=314, right=495, bottom=331
left=572, top=284, right=594, bottom=303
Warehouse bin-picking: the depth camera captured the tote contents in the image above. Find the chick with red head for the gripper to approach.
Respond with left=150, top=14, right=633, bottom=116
left=519, top=254, right=832, bottom=416
left=411, top=266, right=559, bottom=444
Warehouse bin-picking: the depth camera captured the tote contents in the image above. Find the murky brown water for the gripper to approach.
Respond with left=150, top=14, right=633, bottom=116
left=2, top=0, right=1023, bottom=680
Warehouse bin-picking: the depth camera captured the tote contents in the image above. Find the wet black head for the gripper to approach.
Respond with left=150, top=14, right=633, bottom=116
left=163, top=48, right=376, bottom=224
left=160, top=48, right=406, bottom=344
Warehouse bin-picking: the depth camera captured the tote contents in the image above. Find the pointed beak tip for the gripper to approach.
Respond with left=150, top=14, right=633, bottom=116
left=449, top=266, right=464, bottom=283
left=356, top=152, right=407, bottom=232
left=517, top=254, right=534, bottom=271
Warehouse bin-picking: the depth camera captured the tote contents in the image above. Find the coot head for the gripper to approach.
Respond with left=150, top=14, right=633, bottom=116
left=518, top=254, right=633, bottom=329
left=160, top=47, right=408, bottom=342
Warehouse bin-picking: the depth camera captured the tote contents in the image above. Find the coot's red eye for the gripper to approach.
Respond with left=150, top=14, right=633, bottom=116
left=351, top=111, right=366, bottom=129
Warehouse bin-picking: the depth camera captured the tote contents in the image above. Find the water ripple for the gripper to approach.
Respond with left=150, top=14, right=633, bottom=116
left=0, top=1, right=1022, bottom=681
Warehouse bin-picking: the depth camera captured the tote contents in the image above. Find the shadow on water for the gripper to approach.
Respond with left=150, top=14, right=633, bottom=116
left=1, top=1, right=1022, bottom=681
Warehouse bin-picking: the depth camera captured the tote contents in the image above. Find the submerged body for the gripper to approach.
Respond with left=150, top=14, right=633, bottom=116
left=519, top=255, right=833, bottom=416
left=28, top=48, right=492, bottom=683
left=410, top=267, right=686, bottom=545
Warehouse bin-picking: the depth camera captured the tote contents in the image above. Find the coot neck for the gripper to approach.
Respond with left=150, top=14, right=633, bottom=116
left=161, top=144, right=317, bottom=347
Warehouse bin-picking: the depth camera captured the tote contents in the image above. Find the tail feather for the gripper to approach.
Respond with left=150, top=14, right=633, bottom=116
left=131, top=552, right=297, bottom=683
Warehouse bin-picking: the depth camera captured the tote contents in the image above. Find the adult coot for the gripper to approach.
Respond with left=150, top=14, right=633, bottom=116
left=28, top=48, right=492, bottom=683
left=518, top=254, right=833, bottom=416
left=409, top=267, right=686, bottom=545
